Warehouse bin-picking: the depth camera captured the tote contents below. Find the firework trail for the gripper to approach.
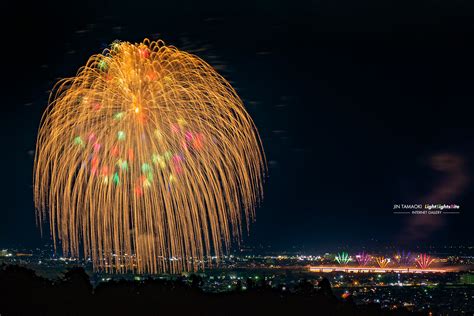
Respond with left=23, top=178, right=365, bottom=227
left=416, top=254, right=434, bottom=269
left=394, top=250, right=413, bottom=266
left=335, top=252, right=350, bottom=265
left=34, top=39, right=266, bottom=273
left=355, top=252, right=371, bottom=266
left=375, top=256, right=389, bottom=268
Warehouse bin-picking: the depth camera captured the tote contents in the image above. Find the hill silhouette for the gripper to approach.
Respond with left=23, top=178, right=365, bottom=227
left=0, top=264, right=419, bottom=316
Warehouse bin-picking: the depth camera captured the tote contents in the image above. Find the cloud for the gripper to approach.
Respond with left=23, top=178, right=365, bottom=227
left=400, top=153, right=469, bottom=242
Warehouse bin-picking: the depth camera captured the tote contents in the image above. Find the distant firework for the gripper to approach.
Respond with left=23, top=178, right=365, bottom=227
left=395, top=250, right=413, bottom=266
left=416, top=254, right=434, bottom=269
left=375, top=256, right=389, bottom=268
left=355, top=252, right=371, bottom=266
left=335, top=252, right=350, bottom=265
left=34, top=39, right=266, bottom=274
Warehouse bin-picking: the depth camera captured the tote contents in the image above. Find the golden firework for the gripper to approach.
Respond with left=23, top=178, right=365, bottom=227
left=34, top=39, right=265, bottom=273
left=375, top=256, right=389, bottom=269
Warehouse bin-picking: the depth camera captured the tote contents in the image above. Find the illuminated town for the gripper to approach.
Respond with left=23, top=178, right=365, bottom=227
left=1, top=245, right=473, bottom=314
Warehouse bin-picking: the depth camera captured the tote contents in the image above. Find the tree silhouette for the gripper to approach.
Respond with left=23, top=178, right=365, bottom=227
left=0, top=264, right=408, bottom=315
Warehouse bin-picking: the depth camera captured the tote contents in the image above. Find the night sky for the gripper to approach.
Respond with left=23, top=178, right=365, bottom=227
left=3, top=0, right=474, bottom=252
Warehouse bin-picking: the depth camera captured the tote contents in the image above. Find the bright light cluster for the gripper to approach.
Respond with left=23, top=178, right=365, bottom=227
left=333, top=251, right=436, bottom=269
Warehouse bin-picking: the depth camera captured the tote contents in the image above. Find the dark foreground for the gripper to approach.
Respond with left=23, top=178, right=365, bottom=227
left=0, top=265, right=423, bottom=316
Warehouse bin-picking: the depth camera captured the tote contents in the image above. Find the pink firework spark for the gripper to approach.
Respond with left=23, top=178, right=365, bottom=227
left=416, top=253, right=434, bottom=269
left=356, top=252, right=371, bottom=266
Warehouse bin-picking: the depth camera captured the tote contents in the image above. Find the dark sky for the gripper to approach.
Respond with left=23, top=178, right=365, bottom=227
left=3, top=0, right=474, bottom=252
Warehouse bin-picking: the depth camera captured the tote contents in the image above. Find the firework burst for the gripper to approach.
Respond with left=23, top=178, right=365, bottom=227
left=335, top=252, right=350, bottom=265
left=416, top=254, right=434, bottom=269
left=375, top=256, right=389, bottom=268
left=394, top=250, right=413, bottom=266
left=355, top=252, right=371, bottom=266
left=34, top=39, right=266, bottom=273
